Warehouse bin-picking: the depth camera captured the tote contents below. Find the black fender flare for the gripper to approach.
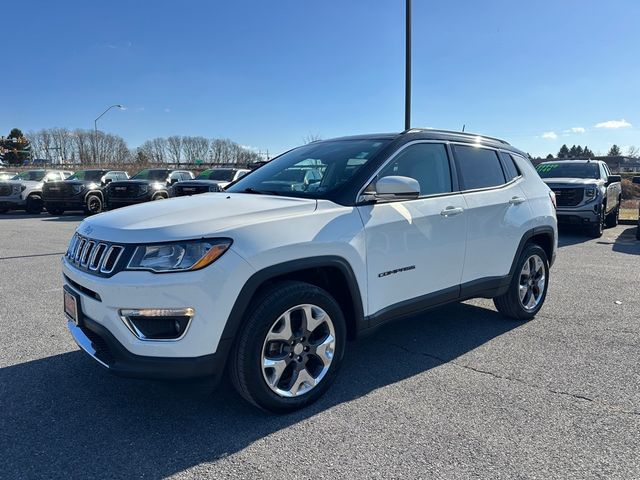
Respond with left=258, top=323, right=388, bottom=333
left=508, top=226, right=556, bottom=278
left=217, top=256, right=365, bottom=361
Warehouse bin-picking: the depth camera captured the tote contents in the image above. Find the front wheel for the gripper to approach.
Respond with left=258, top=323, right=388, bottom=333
left=84, top=194, right=103, bottom=215
left=494, top=244, right=549, bottom=321
left=605, top=201, right=620, bottom=228
left=230, top=281, right=346, bottom=413
left=587, top=206, right=605, bottom=238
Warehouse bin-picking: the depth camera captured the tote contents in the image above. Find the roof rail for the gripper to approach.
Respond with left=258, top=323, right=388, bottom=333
left=401, top=128, right=510, bottom=145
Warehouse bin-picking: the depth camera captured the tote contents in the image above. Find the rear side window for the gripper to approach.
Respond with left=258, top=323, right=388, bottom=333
left=453, top=145, right=506, bottom=190
left=498, top=152, right=520, bottom=181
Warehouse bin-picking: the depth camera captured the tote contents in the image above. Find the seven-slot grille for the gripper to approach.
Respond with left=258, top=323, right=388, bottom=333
left=553, top=187, right=584, bottom=207
left=66, top=234, right=125, bottom=275
left=0, top=183, right=13, bottom=196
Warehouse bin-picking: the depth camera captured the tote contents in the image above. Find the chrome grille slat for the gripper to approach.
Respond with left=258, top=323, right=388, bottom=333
left=89, top=243, right=107, bottom=270
left=65, top=234, right=125, bottom=276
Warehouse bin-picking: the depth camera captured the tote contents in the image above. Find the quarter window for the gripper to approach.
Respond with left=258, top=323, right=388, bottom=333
left=453, top=145, right=506, bottom=190
left=498, top=152, right=521, bottom=181
left=377, top=143, right=452, bottom=196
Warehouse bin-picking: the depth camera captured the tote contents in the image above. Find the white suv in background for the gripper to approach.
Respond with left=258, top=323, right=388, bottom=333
left=62, top=129, right=557, bottom=412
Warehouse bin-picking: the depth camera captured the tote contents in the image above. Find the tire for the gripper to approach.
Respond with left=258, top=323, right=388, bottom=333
left=152, top=194, right=167, bottom=201
left=229, top=281, right=347, bottom=413
left=25, top=195, right=43, bottom=214
left=587, top=205, right=605, bottom=238
left=84, top=194, right=103, bottom=215
left=493, top=243, right=550, bottom=321
left=47, top=207, right=64, bottom=216
left=605, top=200, right=620, bottom=228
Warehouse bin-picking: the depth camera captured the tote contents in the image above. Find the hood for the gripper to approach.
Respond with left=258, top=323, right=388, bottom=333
left=46, top=180, right=97, bottom=187
left=109, top=179, right=159, bottom=187
left=178, top=180, right=224, bottom=186
left=77, top=193, right=318, bottom=243
left=542, top=177, right=602, bottom=187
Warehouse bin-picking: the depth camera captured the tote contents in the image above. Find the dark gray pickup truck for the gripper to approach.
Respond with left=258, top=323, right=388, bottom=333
left=536, top=160, right=622, bottom=237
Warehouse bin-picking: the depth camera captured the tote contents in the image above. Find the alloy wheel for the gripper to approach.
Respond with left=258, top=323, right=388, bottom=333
left=518, top=254, right=546, bottom=311
left=261, top=304, right=336, bottom=398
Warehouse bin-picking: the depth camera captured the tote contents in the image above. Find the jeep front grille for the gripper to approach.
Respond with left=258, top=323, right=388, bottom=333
left=66, top=233, right=125, bottom=275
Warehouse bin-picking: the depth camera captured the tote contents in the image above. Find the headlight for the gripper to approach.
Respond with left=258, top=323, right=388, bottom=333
left=72, top=185, right=84, bottom=195
left=12, top=184, right=21, bottom=195
left=151, top=182, right=164, bottom=190
left=127, top=239, right=232, bottom=273
left=585, top=187, right=597, bottom=198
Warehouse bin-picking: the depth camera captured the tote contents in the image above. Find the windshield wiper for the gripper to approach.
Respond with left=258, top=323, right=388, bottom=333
left=242, top=187, right=280, bottom=195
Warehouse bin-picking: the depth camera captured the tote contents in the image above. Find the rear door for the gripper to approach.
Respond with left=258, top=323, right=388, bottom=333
left=358, top=142, right=467, bottom=317
left=452, top=144, right=531, bottom=284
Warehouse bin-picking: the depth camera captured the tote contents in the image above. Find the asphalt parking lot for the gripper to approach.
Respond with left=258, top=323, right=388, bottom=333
left=1, top=213, right=638, bottom=479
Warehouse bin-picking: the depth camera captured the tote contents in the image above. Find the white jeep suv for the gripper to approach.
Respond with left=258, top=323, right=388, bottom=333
left=62, top=129, right=557, bottom=412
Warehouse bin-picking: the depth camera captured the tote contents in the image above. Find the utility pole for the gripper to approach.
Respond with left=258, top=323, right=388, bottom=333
left=405, top=0, right=412, bottom=130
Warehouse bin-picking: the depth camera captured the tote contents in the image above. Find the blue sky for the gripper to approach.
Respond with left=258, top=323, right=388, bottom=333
left=3, top=0, right=639, bottom=157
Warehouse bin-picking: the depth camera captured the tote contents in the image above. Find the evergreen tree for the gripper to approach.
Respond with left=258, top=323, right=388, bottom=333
left=575, top=145, right=584, bottom=158
left=546, top=154, right=554, bottom=159
left=607, top=144, right=621, bottom=156
left=558, top=144, right=570, bottom=158
left=568, top=145, right=577, bottom=158
left=0, top=128, right=31, bottom=165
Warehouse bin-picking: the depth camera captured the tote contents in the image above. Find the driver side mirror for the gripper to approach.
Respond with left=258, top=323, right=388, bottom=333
left=607, top=175, right=621, bottom=184
left=102, top=177, right=112, bottom=185
left=370, top=176, right=420, bottom=201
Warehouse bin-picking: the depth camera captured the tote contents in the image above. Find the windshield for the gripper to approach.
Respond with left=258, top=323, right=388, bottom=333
left=197, top=169, right=235, bottom=181
left=536, top=162, right=600, bottom=179
left=227, top=139, right=390, bottom=198
left=0, top=172, right=18, bottom=181
left=17, top=170, right=46, bottom=181
left=132, top=169, right=169, bottom=181
left=67, top=170, right=105, bottom=181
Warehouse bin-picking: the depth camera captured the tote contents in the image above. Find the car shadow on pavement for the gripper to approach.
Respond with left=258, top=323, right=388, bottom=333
left=557, top=226, right=593, bottom=247
left=0, top=302, right=518, bottom=479
left=610, top=226, right=640, bottom=255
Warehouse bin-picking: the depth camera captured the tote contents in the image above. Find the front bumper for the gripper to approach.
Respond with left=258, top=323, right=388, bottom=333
left=62, top=248, right=255, bottom=374
left=44, top=199, right=85, bottom=210
left=67, top=317, right=230, bottom=379
left=556, top=206, right=600, bottom=225
left=0, top=196, right=26, bottom=209
left=106, top=196, right=151, bottom=209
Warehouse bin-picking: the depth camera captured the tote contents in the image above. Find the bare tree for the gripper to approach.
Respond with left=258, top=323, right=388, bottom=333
left=139, top=137, right=168, bottom=163
left=627, top=145, right=639, bottom=158
left=303, top=132, right=322, bottom=144
left=182, top=136, right=209, bottom=163
left=166, top=135, right=182, bottom=163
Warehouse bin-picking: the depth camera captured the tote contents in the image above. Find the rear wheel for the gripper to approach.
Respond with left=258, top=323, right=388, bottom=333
left=84, top=194, right=103, bottom=215
left=230, top=281, right=346, bottom=413
left=25, top=195, right=43, bottom=214
left=494, top=244, right=549, bottom=321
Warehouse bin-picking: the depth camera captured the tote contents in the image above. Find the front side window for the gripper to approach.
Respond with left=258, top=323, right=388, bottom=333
left=536, top=162, right=599, bottom=179
left=67, top=170, right=105, bottom=182
left=198, top=169, right=236, bottom=181
left=18, top=170, right=46, bottom=181
left=227, top=139, right=390, bottom=199
left=376, top=143, right=452, bottom=196
left=453, top=145, right=506, bottom=190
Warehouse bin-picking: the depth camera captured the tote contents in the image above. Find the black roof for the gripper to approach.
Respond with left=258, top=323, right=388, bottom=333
left=324, top=129, right=526, bottom=156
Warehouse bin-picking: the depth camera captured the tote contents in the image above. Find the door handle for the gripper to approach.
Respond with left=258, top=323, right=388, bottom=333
left=509, top=196, right=526, bottom=205
left=440, top=206, right=464, bottom=217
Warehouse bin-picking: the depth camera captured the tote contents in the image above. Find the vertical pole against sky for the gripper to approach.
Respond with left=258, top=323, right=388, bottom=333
left=405, top=0, right=412, bottom=130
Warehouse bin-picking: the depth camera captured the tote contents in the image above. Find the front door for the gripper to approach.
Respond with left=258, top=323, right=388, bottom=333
left=357, top=142, right=467, bottom=318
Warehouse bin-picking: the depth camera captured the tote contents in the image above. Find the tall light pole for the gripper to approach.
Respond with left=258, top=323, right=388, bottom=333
left=94, top=104, right=123, bottom=165
left=405, top=0, right=412, bottom=131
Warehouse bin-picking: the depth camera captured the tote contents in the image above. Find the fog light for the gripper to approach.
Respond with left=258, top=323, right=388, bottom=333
left=119, top=308, right=194, bottom=341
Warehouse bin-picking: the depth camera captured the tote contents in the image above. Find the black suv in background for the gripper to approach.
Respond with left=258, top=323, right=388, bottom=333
left=105, top=168, right=193, bottom=209
left=43, top=169, right=129, bottom=215
left=172, top=167, right=250, bottom=197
